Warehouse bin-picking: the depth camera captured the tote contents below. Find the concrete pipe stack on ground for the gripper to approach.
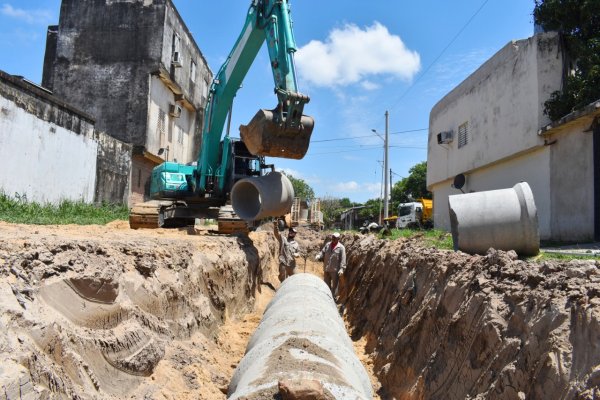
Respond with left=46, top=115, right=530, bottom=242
left=227, top=273, right=373, bottom=399
left=231, top=171, right=294, bottom=221
left=448, top=181, right=539, bottom=256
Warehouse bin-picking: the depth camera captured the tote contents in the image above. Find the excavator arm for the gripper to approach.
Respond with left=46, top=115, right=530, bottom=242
left=197, top=0, right=314, bottom=194
left=131, top=0, right=311, bottom=230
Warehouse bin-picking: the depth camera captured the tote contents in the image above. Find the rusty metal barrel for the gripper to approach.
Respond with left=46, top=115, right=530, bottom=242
left=231, top=171, right=294, bottom=221
left=227, top=273, right=373, bottom=399
left=449, top=181, right=539, bottom=256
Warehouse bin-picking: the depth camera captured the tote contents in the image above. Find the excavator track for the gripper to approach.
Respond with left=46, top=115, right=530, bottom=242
left=129, top=201, right=249, bottom=234
left=129, top=200, right=172, bottom=229
left=217, top=205, right=250, bottom=234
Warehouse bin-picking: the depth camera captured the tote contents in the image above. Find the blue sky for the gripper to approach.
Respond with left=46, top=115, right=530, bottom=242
left=0, top=0, right=535, bottom=203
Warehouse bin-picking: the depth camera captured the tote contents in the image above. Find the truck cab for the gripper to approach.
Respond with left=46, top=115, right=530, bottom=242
left=396, top=199, right=433, bottom=229
left=396, top=202, right=422, bottom=228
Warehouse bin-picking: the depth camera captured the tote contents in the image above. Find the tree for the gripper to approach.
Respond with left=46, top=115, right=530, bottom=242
left=534, top=0, right=600, bottom=121
left=339, top=197, right=354, bottom=209
left=320, top=197, right=343, bottom=228
left=390, top=161, right=431, bottom=213
left=358, top=198, right=381, bottom=221
left=285, top=174, right=315, bottom=200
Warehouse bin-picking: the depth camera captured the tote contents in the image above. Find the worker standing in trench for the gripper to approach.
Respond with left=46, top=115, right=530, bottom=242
left=315, top=232, right=347, bottom=298
left=274, top=223, right=301, bottom=282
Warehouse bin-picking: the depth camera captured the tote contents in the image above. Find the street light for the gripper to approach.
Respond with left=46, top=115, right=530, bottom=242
left=372, top=111, right=390, bottom=221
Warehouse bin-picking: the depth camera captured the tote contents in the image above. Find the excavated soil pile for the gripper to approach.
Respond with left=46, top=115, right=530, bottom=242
left=0, top=222, right=279, bottom=399
left=338, top=233, right=600, bottom=399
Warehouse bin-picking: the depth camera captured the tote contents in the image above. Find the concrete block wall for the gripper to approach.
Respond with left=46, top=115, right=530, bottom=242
left=0, top=70, right=131, bottom=205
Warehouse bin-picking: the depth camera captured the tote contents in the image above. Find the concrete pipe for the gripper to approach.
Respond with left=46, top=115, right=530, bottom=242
left=448, top=181, right=539, bottom=256
left=231, top=171, right=294, bottom=221
left=227, top=273, right=373, bottom=400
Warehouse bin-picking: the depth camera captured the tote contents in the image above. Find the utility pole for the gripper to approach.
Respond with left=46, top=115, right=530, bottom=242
left=384, top=110, right=389, bottom=219
left=389, top=168, right=393, bottom=208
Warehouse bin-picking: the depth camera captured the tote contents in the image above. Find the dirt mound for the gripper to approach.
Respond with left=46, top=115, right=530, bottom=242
left=0, top=222, right=279, bottom=399
left=338, top=233, right=600, bottom=399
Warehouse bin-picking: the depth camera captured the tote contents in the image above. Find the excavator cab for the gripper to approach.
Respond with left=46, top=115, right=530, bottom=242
left=240, top=91, right=314, bottom=160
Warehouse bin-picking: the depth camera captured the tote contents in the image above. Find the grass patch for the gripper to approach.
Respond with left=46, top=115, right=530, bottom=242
left=529, top=251, right=599, bottom=262
left=0, top=192, right=128, bottom=225
left=380, top=228, right=454, bottom=250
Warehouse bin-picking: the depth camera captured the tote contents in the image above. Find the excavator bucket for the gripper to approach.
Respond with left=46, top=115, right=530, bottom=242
left=240, top=109, right=314, bottom=160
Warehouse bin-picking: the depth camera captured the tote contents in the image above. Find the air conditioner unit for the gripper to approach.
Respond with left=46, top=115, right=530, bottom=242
left=169, top=103, right=182, bottom=118
left=171, top=51, right=182, bottom=67
left=437, top=130, right=454, bottom=144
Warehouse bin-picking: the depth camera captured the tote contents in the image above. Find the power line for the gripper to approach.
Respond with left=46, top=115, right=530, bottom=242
left=311, top=128, right=428, bottom=143
left=306, top=145, right=426, bottom=156
left=387, top=0, right=491, bottom=111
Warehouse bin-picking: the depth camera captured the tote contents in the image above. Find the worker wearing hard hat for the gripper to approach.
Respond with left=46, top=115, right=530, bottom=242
left=274, top=224, right=300, bottom=282
left=315, top=232, right=346, bottom=298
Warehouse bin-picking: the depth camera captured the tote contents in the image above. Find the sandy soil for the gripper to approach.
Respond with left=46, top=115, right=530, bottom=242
left=1, top=221, right=599, bottom=399
left=0, top=220, right=281, bottom=399
left=338, top=233, right=600, bottom=399
left=0, top=221, right=380, bottom=399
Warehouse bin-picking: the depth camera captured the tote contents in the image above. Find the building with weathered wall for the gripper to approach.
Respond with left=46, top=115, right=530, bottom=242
left=0, top=70, right=131, bottom=205
left=340, top=206, right=366, bottom=231
left=42, top=0, right=212, bottom=205
left=427, top=32, right=600, bottom=242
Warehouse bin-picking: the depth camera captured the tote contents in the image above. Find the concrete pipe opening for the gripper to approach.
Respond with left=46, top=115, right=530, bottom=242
left=227, top=273, right=372, bottom=399
left=448, top=181, right=539, bottom=256
left=231, top=171, right=294, bottom=221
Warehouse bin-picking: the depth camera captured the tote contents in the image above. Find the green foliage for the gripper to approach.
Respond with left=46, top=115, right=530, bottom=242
left=339, top=197, right=354, bottom=208
left=0, top=192, right=128, bottom=225
left=285, top=174, right=315, bottom=200
left=390, top=161, right=431, bottom=213
left=358, top=198, right=381, bottom=221
left=534, top=0, right=600, bottom=120
left=320, top=197, right=343, bottom=227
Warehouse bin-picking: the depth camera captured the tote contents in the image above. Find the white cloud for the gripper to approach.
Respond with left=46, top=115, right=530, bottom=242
left=296, top=22, right=420, bottom=88
left=333, top=181, right=360, bottom=192
left=360, top=80, right=380, bottom=91
left=1, top=4, right=53, bottom=24
left=332, top=181, right=381, bottom=198
left=281, top=168, right=304, bottom=179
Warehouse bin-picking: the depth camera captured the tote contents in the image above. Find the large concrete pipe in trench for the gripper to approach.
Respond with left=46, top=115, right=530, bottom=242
left=227, top=273, right=373, bottom=399
left=231, top=171, right=294, bottom=221
left=449, top=181, right=539, bottom=256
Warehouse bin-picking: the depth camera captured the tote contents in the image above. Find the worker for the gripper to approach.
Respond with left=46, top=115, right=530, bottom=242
left=315, top=232, right=346, bottom=297
left=274, top=223, right=300, bottom=282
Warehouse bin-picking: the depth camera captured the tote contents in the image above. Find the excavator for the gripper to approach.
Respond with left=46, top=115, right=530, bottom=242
left=129, top=0, right=314, bottom=232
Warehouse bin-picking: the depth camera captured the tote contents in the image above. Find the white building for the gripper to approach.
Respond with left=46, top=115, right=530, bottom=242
left=427, top=32, right=600, bottom=242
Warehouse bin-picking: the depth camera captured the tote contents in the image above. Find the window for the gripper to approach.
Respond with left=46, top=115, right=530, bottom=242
left=398, top=205, right=412, bottom=217
left=177, top=126, right=183, bottom=144
left=157, top=109, right=166, bottom=139
left=137, top=169, right=142, bottom=188
left=458, top=122, right=468, bottom=148
left=172, top=33, right=180, bottom=55
left=190, top=61, right=197, bottom=83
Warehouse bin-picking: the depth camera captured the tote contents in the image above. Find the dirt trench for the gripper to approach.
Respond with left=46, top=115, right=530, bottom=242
left=338, top=233, right=600, bottom=399
left=0, top=222, right=599, bottom=399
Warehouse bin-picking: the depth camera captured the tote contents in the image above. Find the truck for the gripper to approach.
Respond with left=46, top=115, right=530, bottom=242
left=129, top=0, right=314, bottom=232
left=396, top=198, right=433, bottom=229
